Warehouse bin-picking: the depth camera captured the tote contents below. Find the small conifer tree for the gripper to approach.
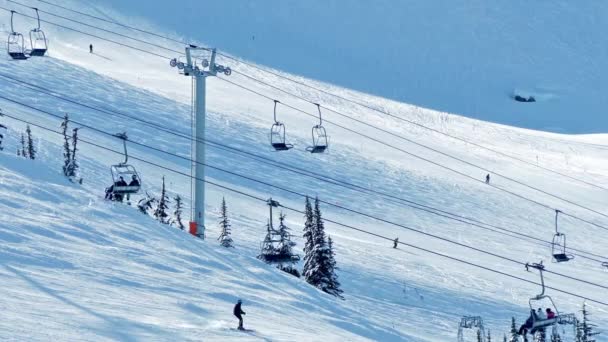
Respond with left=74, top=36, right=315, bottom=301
left=577, top=303, right=599, bottom=342
left=25, top=125, right=35, bottom=160
left=302, top=196, right=315, bottom=281
left=154, top=176, right=170, bottom=224
left=325, top=235, right=343, bottom=298
left=509, top=317, right=520, bottom=342
left=0, top=109, right=6, bottom=151
left=137, top=192, right=157, bottom=215
left=217, top=197, right=234, bottom=247
left=19, top=132, right=27, bottom=158
left=172, top=195, right=185, bottom=230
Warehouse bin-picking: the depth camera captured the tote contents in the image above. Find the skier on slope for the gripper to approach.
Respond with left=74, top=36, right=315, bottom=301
left=233, top=299, right=246, bottom=330
left=485, top=173, right=490, bottom=184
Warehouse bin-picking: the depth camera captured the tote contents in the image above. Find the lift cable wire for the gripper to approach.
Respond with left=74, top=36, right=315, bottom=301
left=6, top=0, right=184, bottom=56
left=223, top=71, right=608, bottom=222
left=0, top=6, right=173, bottom=60
left=2, top=111, right=607, bottom=307
left=216, top=76, right=608, bottom=232
left=220, top=60, right=608, bottom=192
left=2, top=98, right=607, bottom=293
left=3, top=4, right=606, bottom=228
left=5, top=0, right=608, bottom=216
left=1, top=73, right=605, bottom=264
left=8, top=0, right=608, bottom=194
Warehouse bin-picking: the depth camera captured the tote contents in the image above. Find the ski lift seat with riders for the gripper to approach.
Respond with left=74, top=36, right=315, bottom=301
left=270, top=100, right=293, bottom=151
left=552, top=210, right=574, bottom=263
left=28, top=8, right=48, bottom=57
left=110, top=132, right=141, bottom=195
left=525, top=262, right=562, bottom=334
left=7, top=11, right=29, bottom=60
left=306, top=103, right=329, bottom=154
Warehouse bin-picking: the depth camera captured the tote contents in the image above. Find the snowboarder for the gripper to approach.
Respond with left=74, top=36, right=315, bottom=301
left=393, top=238, right=399, bottom=248
left=233, top=299, right=246, bottom=330
left=485, top=173, right=490, bottom=184
left=89, top=44, right=93, bottom=53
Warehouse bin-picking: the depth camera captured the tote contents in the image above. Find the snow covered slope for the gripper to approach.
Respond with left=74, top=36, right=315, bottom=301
left=0, top=0, right=607, bottom=341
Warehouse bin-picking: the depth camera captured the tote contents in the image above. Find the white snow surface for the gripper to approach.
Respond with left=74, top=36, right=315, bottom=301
left=0, top=1, right=607, bottom=341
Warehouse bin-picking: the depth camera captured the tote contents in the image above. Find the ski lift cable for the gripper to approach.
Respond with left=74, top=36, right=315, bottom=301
left=2, top=74, right=607, bottom=265
left=0, top=6, right=173, bottom=60
left=222, top=71, right=608, bottom=223
left=2, top=99, right=607, bottom=292
left=7, top=0, right=183, bottom=56
left=221, top=64, right=608, bottom=192
left=216, top=76, right=608, bottom=232
left=4, top=110, right=608, bottom=308
left=2, top=5, right=605, bottom=228
left=10, top=0, right=608, bottom=195
left=1, top=76, right=607, bottom=264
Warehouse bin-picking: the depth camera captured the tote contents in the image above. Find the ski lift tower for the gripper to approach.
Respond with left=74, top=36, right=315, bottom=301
left=169, top=46, right=231, bottom=239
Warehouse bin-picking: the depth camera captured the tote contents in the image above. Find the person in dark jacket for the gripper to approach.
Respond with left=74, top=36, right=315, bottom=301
left=129, top=175, right=140, bottom=187
left=89, top=44, right=93, bottom=53
left=485, top=173, right=490, bottom=184
left=113, top=177, right=127, bottom=202
left=233, top=299, right=246, bottom=330
left=518, top=309, right=536, bottom=336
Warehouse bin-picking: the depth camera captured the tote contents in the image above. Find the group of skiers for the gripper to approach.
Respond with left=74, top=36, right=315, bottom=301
left=518, top=308, right=556, bottom=336
left=105, top=174, right=140, bottom=202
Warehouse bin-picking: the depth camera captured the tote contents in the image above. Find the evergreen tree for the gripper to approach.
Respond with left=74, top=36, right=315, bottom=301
left=503, top=334, right=507, bottom=342
left=61, top=114, right=71, bottom=176
left=302, top=196, right=315, bottom=281
left=217, top=197, right=234, bottom=247
left=487, top=330, right=491, bottom=342
left=509, top=317, right=520, bottom=342
left=25, top=125, right=35, bottom=160
left=0, top=109, right=6, bottom=151
left=69, top=127, right=80, bottom=180
left=172, top=195, right=185, bottom=230
left=578, top=303, right=599, bottom=342
left=325, top=236, right=343, bottom=298
left=154, top=176, right=170, bottom=224
left=137, top=192, right=157, bottom=215
left=19, top=132, right=26, bottom=158
left=277, top=212, right=297, bottom=259
left=477, top=330, right=483, bottom=342
left=535, top=328, right=546, bottom=342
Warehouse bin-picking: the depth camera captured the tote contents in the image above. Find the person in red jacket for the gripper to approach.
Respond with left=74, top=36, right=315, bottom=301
left=546, top=308, right=556, bottom=319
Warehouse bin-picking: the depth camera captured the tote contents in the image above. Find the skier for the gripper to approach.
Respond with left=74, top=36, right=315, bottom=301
left=393, top=238, right=399, bottom=248
left=89, top=44, right=93, bottom=53
left=536, top=307, right=545, bottom=320
left=546, top=308, right=555, bottom=319
left=233, top=299, right=246, bottom=330
left=485, top=173, right=490, bottom=184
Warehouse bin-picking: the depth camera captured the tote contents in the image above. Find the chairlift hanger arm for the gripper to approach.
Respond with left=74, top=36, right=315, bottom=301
left=273, top=99, right=280, bottom=123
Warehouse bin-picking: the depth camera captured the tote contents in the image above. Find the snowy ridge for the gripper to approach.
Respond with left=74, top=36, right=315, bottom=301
left=0, top=0, right=607, bottom=341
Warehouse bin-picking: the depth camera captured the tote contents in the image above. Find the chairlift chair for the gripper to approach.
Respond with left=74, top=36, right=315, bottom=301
left=270, top=100, right=293, bottom=151
left=28, top=8, right=48, bottom=57
left=306, top=103, right=328, bottom=153
left=7, top=11, right=29, bottom=60
left=110, top=132, right=141, bottom=195
left=551, top=210, right=573, bottom=263
left=526, top=262, right=560, bottom=334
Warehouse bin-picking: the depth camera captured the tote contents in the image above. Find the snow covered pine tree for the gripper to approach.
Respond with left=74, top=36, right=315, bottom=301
left=137, top=192, right=157, bottom=216
left=302, top=197, right=343, bottom=298
left=171, top=195, right=185, bottom=230
left=154, top=176, right=170, bottom=224
left=25, top=125, right=36, bottom=160
left=0, top=109, right=6, bottom=151
left=217, top=197, right=234, bottom=247
left=276, top=212, right=300, bottom=277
